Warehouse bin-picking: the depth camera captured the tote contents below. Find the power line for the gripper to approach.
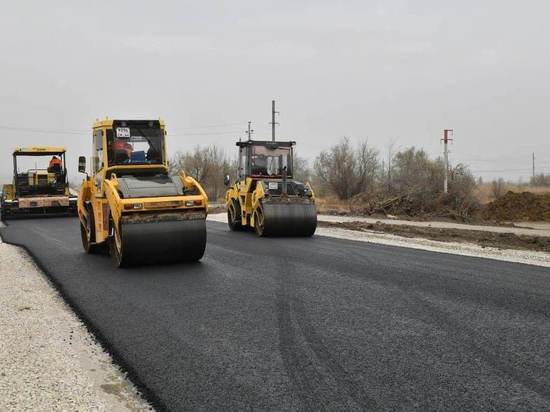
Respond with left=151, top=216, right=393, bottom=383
left=170, top=130, right=243, bottom=137
left=0, top=124, right=242, bottom=137
left=0, top=125, right=87, bottom=135
left=471, top=168, right=533, bottom=173
left=0, top=123, right=243, bottom=133
left=170, top=122, right=242, bottom=131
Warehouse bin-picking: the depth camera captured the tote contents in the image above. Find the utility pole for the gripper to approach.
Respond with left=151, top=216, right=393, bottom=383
left=245, top=121, right=254, bottom=141
left=442, top=129, right=453, bottom=193
left=387, top=143, right=393, bottom=192
left=532, top=152, right=535, bottom=180
left=270, top=100, right=279, bottom=142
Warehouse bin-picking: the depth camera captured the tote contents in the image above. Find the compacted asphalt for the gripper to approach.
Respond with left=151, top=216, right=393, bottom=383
left=2, top=217, right=550, bottom=411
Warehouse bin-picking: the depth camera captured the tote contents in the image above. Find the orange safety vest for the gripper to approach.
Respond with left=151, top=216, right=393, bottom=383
left=49, top=157, right=62, bottom=168
left=112, top=140, right=133, bottom=155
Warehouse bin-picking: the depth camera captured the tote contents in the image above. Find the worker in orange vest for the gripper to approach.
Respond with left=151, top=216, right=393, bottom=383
left=48, top=156, right=62, bottom=173
left=111, top=139, right=134, bottom=163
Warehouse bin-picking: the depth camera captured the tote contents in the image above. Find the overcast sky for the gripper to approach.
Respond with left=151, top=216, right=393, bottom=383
left=1, top=1, right=549, bottom=183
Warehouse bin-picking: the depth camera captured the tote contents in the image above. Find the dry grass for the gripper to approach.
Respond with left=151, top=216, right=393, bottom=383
left=315, top=196, right=352, bottom=214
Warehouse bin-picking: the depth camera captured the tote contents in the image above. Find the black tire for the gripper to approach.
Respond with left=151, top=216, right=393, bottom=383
left=227, top=200, right=243, bottom=231
left=0, top=204, right=8, bottom=221
left=254, top=208, right=265, bottom=237
left=80, top=206, right=101, bottom=254
left=109, top=218, right=127, bottom=268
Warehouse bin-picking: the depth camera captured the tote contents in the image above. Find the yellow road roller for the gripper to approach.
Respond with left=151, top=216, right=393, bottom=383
left=1, top=146, right=77, bottom=219
left=77, top=118, right=208, bottom=267
left=224, top=138, right=317, bottom=237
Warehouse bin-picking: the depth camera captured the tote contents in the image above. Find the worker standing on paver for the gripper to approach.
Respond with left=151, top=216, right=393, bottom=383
left=48, top=156, right=62, bottom=173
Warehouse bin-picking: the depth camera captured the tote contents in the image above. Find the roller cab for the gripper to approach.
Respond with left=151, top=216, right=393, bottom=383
left=77, top=119, right=208, bottom=267
left=224, top=139, right=317, bottom=237
left=1, top=147, right=77, bottom=219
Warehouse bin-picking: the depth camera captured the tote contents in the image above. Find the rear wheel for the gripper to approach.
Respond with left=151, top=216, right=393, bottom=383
left=254, top=208, right=265, bottom=237
left=0, top=196, right=13, bottom=220
left=81, top=206, right=101, bottom=254
left=227, top=200, right=242, bottom=231
left=109, top=218, right=127, bottom=268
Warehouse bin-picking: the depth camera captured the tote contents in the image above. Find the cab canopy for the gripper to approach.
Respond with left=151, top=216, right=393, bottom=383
left=91, top=119, right=167, bottom=169
left=236, top=140, right=295, bottom=178
left=14, top=146, right=66, bottom=156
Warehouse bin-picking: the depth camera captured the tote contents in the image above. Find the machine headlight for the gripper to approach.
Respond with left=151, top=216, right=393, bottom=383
left=124, top=203, right=143, bottom=210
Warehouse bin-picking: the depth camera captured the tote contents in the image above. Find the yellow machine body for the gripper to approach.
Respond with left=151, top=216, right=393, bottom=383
left=77, top=119, right=208, bottom=266
left=224, top=140, right=317, bottom=237
left=1, top=146, right=76, bottom=219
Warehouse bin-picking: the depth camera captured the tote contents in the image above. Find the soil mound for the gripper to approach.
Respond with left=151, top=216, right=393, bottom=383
left=482, top=191, right=550, bottom=222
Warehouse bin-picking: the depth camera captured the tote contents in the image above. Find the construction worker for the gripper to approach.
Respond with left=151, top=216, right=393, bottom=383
left=48, top=156, right=62, bottom=173
left=111, top=139, right=133, bottom=163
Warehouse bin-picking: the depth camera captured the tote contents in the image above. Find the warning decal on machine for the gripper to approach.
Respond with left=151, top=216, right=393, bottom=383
left=268, top=182, right=279, bottom=190
left=116, top=127, right=131, bottom=138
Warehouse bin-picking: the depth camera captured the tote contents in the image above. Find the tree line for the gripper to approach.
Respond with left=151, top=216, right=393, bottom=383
left=170, top=138, right=478, bottom=217
left=530, top=173, right=550, bottom=187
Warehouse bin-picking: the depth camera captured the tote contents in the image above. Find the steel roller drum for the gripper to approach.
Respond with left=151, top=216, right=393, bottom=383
left=261, top=202, right=317, bottom=237
left=119, top=214, right=206, bottom=265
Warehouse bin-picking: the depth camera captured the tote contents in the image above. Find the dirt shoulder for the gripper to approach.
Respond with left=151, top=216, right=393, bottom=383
left=317, top=214, right=550, bottom=237
left=319, top=220, right=550, bottom=253
left=208, top=206, right=225, bottom=214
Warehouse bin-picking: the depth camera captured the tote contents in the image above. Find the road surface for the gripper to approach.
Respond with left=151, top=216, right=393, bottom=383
left=2, top=218, right=550, bottom=411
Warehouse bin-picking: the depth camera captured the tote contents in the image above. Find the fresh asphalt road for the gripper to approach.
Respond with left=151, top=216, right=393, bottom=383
left=2, top=218, right=550, bottom=411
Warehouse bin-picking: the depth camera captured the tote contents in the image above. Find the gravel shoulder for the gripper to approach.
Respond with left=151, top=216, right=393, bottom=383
left=0, top=229, right=151, bottom=411
left=320, top=220, right=550, bottom=253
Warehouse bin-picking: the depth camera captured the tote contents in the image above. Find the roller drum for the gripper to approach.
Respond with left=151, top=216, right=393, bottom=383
left=119, top=216, right=206, bottom=265
left=260, top=202, right=317, bottom=237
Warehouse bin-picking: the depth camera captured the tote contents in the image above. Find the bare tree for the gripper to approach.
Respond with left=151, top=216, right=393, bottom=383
left=314, top=137, right=378, bottom=200
left=353, top=139, right=379, bottom=195
left=170, top=146, right=211, bottom=182
left=490, top=178, right=506, bottom=199
left=384, top=141, right=396, bottom=192
left=171, top=145, right=236, bottom=200
left=391, top=147, right=443, bottom=194
left=447, top=163, right=478, bottom=218
left=293, top=152, right=312, bottom=183
left=531, top=173, right=550, bottom=186
left=381, top=147, right=478, bottom=216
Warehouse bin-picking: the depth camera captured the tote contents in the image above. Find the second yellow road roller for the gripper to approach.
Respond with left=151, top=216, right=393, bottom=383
left=224, top=136, right=317, bottom=237
left=77, top=118, right=208, bottom=267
